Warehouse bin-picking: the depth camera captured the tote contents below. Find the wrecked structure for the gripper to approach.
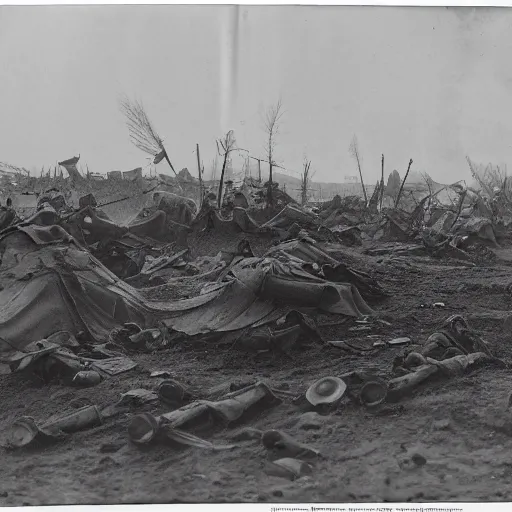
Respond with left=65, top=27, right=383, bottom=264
left=1, top=154, right=512, bottom=505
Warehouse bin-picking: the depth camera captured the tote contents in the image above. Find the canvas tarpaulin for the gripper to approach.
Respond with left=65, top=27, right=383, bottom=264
left=0, top=225, right=374, bottom=355
left=264, top=240, right=338, bottom=266
left=260, top=205, right=317, bottom=230
left=162, top=257, right=373, bottom=335
left=0, top=225, right=234, bottom=354
left=191, top=203, right=261, bottom=235
left=0, top=227, right=149, bottom=357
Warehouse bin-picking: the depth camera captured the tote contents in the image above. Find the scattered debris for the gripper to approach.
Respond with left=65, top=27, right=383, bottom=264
left=388, top=337, right=411, bottom=347
left=265, top=458, right=313, bottom=480
left=360, top=379, right=388, bottom=407
left=5, top=405, right=103, bottom=449
left=261, top=430, right=322, bottom=460
left=305, top=377, right=347, bottom=407
left=1, top=158, right=512, bottom=502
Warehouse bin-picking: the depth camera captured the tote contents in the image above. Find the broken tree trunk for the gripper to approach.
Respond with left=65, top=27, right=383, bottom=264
left=355, top=151, right=368, bottom=206
left=301, top=160, right=311, bottom=206
left=217, top=153, right=229, bottom=209
left=394, top=158, right=413, bottom=209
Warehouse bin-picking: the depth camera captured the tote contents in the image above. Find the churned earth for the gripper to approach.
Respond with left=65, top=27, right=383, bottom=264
left=1, top=233, right=512, bottom=505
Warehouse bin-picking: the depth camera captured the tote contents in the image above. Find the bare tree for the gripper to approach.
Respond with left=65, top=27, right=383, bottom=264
left=210, top=155, right=218, bottom=182
left=119, top=95, right=179, bottom=181
left=216, top=130, right=237, bottom=209
left=349, top=135, right=368, bottom=206
left=264, top=99, right=285, bottom=206
left=300, top=157, right=315, bottom=206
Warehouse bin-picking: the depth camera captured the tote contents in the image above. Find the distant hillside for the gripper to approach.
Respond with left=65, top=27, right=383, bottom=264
left=272, top=171, right=446, bottom=203
left=200, top=167, right=447, bottom=204
left=271, top=172, right=376, bottom=202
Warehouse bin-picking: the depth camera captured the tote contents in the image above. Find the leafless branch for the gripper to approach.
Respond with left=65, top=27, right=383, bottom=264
left=119, top=95, right=179, bottom=180
left=263, top=98, right=285, bottom=205
left=349, top=135, right=368, bottom=206
left=300, top=156, right=313, bottom=206
left=217, top=130, right=237, bottom=208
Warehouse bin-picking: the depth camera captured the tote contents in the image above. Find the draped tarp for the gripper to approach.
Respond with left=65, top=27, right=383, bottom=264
left=0, top=226, right=374, bottom=355
left=260, top=205, right=318, bottom=230
left=0, top=228, right=150, bottom=356
left=191, top=204, right=260, bottom=235
left=264, top=239, right=338, bottom=266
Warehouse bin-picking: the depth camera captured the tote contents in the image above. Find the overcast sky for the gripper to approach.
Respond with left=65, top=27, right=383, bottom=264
left=1, top=6, right=512, bottom=184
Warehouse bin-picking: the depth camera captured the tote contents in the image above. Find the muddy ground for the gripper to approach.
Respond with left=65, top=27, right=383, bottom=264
left=2, top=233, right=512, bottom=505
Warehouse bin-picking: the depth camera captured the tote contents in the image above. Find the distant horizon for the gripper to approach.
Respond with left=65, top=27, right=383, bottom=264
left=2, top=159, right=477, bottom=189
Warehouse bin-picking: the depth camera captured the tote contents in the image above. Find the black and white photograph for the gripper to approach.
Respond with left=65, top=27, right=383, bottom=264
left=0, top=3, right=510, bottom=508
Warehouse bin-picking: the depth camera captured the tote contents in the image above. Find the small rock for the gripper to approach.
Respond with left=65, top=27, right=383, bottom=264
left=150, top=370, right=172, bottom=378
left=231, top=427, right=263, bottom=441
left=257, top=494, right=267, bottom=502
left=99, top=442, right=125, bottom=454
left=297, top=412, right=325, bottom=430
left=0, top=492, right=8, bottom=498
left=98, top=456, right=120, bottom=467
left=388, top=337, right=411, bottom=346
left=411, top=453, right=427, bottom=466
left=433, top=419, right=451, bottom=430
left=272, top=490, right=284, bottom=498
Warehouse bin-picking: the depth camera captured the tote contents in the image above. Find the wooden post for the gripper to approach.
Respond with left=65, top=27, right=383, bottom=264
left=258, top=159, right=261, bottom=183
left=379, top=154, right=385, bottom=211
left=394, top=158, right=413, bottom=208
left=218, top=152, right=229, bottom=209
left=355, top=152, right=368, bottom=206
left=196, top=143, right=204, bottom=207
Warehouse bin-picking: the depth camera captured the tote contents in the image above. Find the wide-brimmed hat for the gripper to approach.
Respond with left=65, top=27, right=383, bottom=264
left=306, top=377, right=346, bottom=406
